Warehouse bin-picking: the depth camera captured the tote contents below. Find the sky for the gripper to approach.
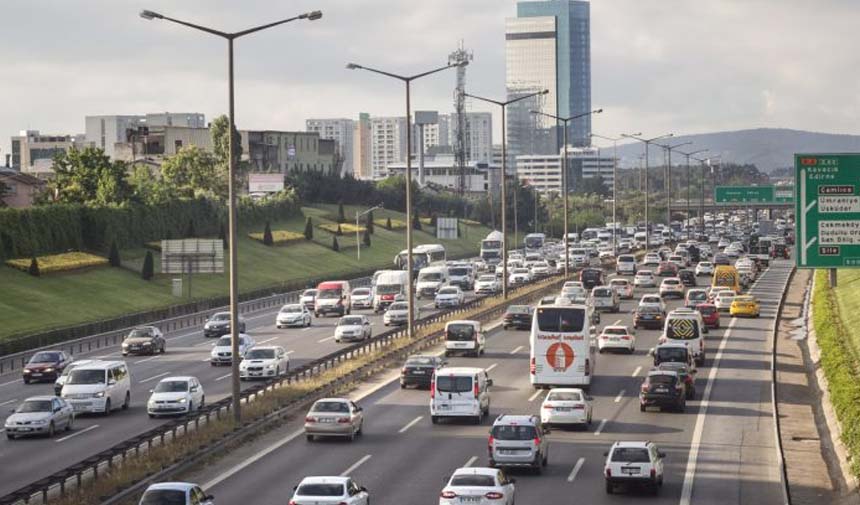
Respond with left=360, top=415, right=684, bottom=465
left=2, top=0, right=859, bottom=156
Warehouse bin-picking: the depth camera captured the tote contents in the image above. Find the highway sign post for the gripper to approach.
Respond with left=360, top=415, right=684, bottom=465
left=796, top=154, right=860, bottom=286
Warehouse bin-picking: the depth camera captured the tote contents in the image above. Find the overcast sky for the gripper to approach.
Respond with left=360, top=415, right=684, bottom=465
left=2, top=0, right=859, bottom=156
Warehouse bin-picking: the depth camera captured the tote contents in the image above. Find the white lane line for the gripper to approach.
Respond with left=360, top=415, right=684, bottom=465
left=201, top=358, right=211, bottom=362
left=567, top=457, right=586, bottom=482
left=594, top=419, right=607, bottom=436
left=463, top=455, right=478, bottom=467
left=135, top=355, right=161, bottom=364
left=398, top=416, right=423, bottom=434
left=285, top=350, right=295, bottom=355
left=194, top=341, right=215, bottom=347
left=0, top=379, right=22, bottom=388
left=202, top=428, right=304, bottom=489
left=510, top=345, right=524, bottom=355
left=257, top=337, right=278, bottom=345
left=317, top=336, right=335, bottom=343
left=214, top=373, right=232, bottom=382
left=612, top=319, right=622, bottom=326
left=0, top=398, right=18, bottom=407
left=301, top=327, right=312, bottom=332
left=614, top=390, right=625, bottom=403
left=56, top=424, right=99, bottom=442
left=631, top=366, right=642, bottom=377
left=140, top=372, right=169, bottom=384
left=485, top=363, right=498, bottom=372
left=528, top=389, right=545, bottom=402
left=340, top=454, right=372, bottom=476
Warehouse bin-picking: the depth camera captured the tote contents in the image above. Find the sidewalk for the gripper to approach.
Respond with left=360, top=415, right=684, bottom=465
left=776, top=268, right=859, bottom=505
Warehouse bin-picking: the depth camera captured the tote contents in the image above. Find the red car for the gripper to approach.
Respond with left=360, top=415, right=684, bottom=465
left=22, top=350, right=72, bottom=384
left=656, top=262, right=679, bottom=277
left=695, top=303, right=721, bottom=329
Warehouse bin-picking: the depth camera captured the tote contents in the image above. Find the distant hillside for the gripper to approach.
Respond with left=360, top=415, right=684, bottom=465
left=611, top=128, right=860, bottom=173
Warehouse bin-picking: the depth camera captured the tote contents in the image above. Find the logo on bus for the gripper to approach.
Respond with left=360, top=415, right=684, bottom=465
left=546, top=342, right=575, bottom=371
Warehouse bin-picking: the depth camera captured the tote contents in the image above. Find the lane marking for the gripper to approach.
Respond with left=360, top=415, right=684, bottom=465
left=614, top=390, right=625, bottom=403
left=285, top=350, right=295, bottom=355
left=256, top=337, right=278, bottom=345
left=214, top=373, right=232, bottom=382
left=0, top=398, right=18, bottom=407
left=485, top=363, right=498, bottom=372
left=140, top=372, right=169, bottom=384
left=194, top=341, right=216, bottom=347
left=567, top=457, right=586, bottom=482
left=631, top=366, right=642, bottom=377
left=56, top=424, right=99, bottom=442
left=528, top=389, right=545, bottom=402
left=340, top=454, right=372, bottom=476
left=463, top=455, right=478, bottom=467
left=612, top=319, right=623, bottom=326
left=301, top=327, right=312, bottom=332
left=0, top=379, right=22, bottom=388
left=317, top=336, right=335, bottom=343
left=594, top=419, right=607, bottom=436
left=135, top=356, right=161, bottom=364
left=398, top=416, right=423, bottom=434
left=201, top=358, right=212, bottom=362
left=510, top=345, right=524, bottom=355
left=202, top=428, right=304, bottom=489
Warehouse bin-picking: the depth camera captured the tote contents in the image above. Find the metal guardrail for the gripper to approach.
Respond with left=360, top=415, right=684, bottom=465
left=771, top=263, right=798, bottom=505
left=0, top=274, right=562, bottom=505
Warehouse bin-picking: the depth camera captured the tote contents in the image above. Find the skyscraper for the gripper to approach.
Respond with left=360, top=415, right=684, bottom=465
left=506, top=0, right=591, bottom=158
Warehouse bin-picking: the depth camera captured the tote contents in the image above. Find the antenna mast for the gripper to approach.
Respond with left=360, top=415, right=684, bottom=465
left=449, top=40, right=473, bottom=195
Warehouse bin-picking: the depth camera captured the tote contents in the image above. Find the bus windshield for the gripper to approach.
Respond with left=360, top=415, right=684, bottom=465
left=536, top=307, right=585, bottom=333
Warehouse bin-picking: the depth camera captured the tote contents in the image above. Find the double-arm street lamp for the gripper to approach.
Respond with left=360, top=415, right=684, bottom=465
left=140, top=8, right=322, bottom=423
left=678, top=149, right=708, bottom=238
left=621, top=133, right=673, bottom=250
left=590, top=133, right=624, bottom=256
left=531, top=108, right=603, bottom=278
left=463, top=89, right=548, bottom=298
left=695, top=155, right=721, bottom=236
left=347, top=61, right=463, bottom=336
left=356, top=204, right=384, bottom=261
left=657, top=141, right=692, bottom=228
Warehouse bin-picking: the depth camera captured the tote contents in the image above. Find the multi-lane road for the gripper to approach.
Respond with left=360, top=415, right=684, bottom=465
left=0, top=295, right=471, bottom=498
left=179, top=260, right=793, bottom=505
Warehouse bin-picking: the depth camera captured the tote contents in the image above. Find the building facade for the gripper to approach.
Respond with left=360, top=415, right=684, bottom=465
left=352, top=113, right=372, bottom=180
left=387, top=153, right=501, bottom=197
left=0, top=167, right=45, bottom=208
left=85, top=112, right=205, bottom=159
left=10, top=130, right=89, bottom=177
left=370, top=116, right=408, bottom=180
left=306, top=118, right=355, bottom=176
left=242, top=130, right=337, bottom=176
left=114, top=126, right=213, bottom=163
left=516, top=147, right=614, bottom=194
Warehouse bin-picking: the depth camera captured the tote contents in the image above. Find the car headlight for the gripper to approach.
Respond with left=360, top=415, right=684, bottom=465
left=22, top=369, right=31, bottom=374
left=122, top=343, right=129, bottom=348
left=265, top=364, right=275, bottom=369
left=44, top=368, right=54, bottom=373
left=33, top=419, right=49, bottom=425
left=177, top=398, right=187, bottom=403
left=93, top=391, right=105, bottom=398
left=142, top=342, right=152, bottom=346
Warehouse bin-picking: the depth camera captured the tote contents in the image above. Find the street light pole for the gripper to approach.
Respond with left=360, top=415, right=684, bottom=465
left=356, top=204, right=383, bottom=261
left=140, top=8, right=322, bottom=424
left=657, top=141, right=692, bottom=230
left=695, top=156, right=721, bottom=237
left=464, top=89, right=548, bottom=298
left=591, top=133, right=623, bottom=256
left=347, top=61, right=462, bottom=336
left=621, top=133, right=673, bottom=251
left=531, top=108, right=603, bottom=278
left=678, top=149, right=707, bottom=239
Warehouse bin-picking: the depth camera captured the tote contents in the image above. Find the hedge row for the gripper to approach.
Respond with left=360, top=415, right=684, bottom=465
left=248, top=230, right=304, bottom=246
left=6, top=252, right=108, bottom=274
left=318, top=223, right=365, bottom=234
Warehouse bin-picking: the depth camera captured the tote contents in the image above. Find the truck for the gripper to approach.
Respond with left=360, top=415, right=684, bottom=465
left=480, top=231, right=504, bottom=267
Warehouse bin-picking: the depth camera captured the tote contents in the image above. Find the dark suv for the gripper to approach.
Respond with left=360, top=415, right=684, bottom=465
left=579, top=268, right=604, bottom=290
left=639, top=370, right=686, bottom=412
left=503, top=305, right=533, bottom=330
left=633, top=306, right=664, bottom=330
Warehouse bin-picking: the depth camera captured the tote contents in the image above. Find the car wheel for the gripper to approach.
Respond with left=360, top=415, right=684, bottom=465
left=640, top=403, right=646, bottom=412
left=187, top=401, right=193, bottom=414
left=542, top=452, right=548, bottom=467
left=23, top=378, right=30, bottom=385
left=46, top=422, right=55, bottom=438
left=306, top=318, right=312, bottom=327
left=348, top=430, right=355, bottom=442
left=148, top=413, right=155, bottom=418
left=200, top=395, right=205, bottom=408
left=605, top=481, right=613, bottom=494
left=306, top=434, right=314, bottom=442
left=104, top=399, right=112, bottom=416
left=431, top=416, right=439, bottom=424
left=357, top=421, right=363, bottom=435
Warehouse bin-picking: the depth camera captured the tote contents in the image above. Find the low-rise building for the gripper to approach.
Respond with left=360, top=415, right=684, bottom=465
left=10, top=130, right=89, bottom=177
left=0, top=168, right=45, bottom=208
left=516, top=146, right=615, bottom=194
left=386, top=153, right=501, bottom=197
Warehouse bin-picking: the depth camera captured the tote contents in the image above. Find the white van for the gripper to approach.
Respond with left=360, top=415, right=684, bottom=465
left=416, top=266, right=449, bottom=299
left=444, top=320, right=485, bottom=357
left=61, top=361, right=131, bottom=415
left=430, top=367, right=493, bottom=424
left=373, top=270, right=409, bottom=313
left=634, top=231, right=648, bottom=248
left=660, top=308, right=707, bottom=366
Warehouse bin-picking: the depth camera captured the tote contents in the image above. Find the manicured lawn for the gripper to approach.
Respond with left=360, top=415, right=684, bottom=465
left=0, top=206, right=490, bottom=340
left=831, top=269, right=860, bottom=359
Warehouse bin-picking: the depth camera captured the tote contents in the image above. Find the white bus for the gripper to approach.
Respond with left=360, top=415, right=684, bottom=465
left=393, top=244, right=446, bottom=272
left=480, top=231, right=504, bottom=266
left=524, top=233, right=546, bottom=252
left=530, top=302, right=597, bottom=390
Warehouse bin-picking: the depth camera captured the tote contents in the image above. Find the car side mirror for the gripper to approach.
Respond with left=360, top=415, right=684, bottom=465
left=509, top=478, right=516, bottom=484
left=356, top=406, right=363, bottom=412
left=149, top=389, right=154, bottom=393
left=108, top=379, right=117, bottom=386
left=190, top=386, right=198, bottom=392
left=486, top=379, right=494, bottom=387
left=648, top=348, right=655, bottom=357
left=360, top=486, right=368, bottom=493
left=658, top=451, right=667, bottom=459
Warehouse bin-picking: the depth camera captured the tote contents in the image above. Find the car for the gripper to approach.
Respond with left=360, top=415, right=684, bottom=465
left=400, top=354, right=446, bottom=389
left=431, top=367, right=492, bottom=424
left=444, top=320, right=485, bottom=357
left=508, top=267, right=531, bottom=285
left=121, top=326, right=166, bottom=356
left=650, top=342, right=696, bottom=372
left=659, top=278, right=685, bottom=299
left=598, top=325, right=635, bottom=354
left=5, top=396, right=74, bottom=439
left=562, top=280, right=584, bottom=290
left=579, top=268, right=605, bottom=290
left=713, top=253, right=731, bottom=266
left=591, top=286, right=621, bottom=313
left=383, top=302, right=409, bottom=326
left=502, top=305, right=533, bottom=330
left=475, top=274, right=501, bottom=295
left=300, top=289, right=318, bottom=312
left=718, top=237, right=731, bottom=249
left=560, top=285, right=587, bottom=302
left=488, top=415, right=550, bottom=472
left=350, top=288, right=374, bottom=310
left=678, top=269, right=697, bottom=287
left=304, top=398, right=363, bottom=441
left=276, top=304, right=312, bottom=328
left=608, top=278, right=634, bottom=299
left=667, top=255, right=686, bottom=269
left=633, top=305, right=665, bottom=330
left=695, top=261, right=715, bottom=276
left=656, top=262, right=679, bottom=277
left=684, top=288, right=709, bottom=308
left=22, top=350, right=72, bottom=384
left=239, top=346, right=290, bottom=380
left=540, top=388, right=593, bottom=428
left=435, top=286, right=466, bottom=308
left=696, top=303, right=721, bottom=329
left=203, top=312, right=246, bottom=338
left=147, top=376, right=205, bottom=417
left=60, top=361, right=131, bottom=415
left=641, top=253, right=661, bottom=267
left=730, top=295, right=761, bottom=317
left=138, top=482, right=214, bottom=505
left=714, top=291, right=737, bottom=312
left=439, top=467, right=516, bottom=505
left=616, top=254, right=637, bottom=275
left=655, top=362, right=696, bottom=399
left=639, top=294, right=667, bottom=313
left=530, top=261, right=551, bottom=278
left=603, top=441, right=666, bottom=495
left=634, top=270, right=656, bottom=288
left=709, top=287, right=735, bottom=303
left=54, top=359, right=96, bottom=396
left=334, top=315, right=372, bottom=343
left=290, top=477, right=369, bottom=505
left=639, top=370, right=686, bottom=413
left=209, top=334, right=255, bottom=366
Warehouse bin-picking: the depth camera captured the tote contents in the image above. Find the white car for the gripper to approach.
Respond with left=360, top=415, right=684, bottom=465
left=641, top=253, right=661, bottom=267
left=659, top=278, right=685, bottom=299
left=639, top=294, right=667, bottom=313
left=608, top=278, right=634, bottom=299
left=530, top=261, right=551, bottom=277
left=300, top=289, right=318, bottom=311
left=695, top=261, right=714, bottom=277
left=562, top=281, right=585, bottom=290
left=598, top=325, right=636, bottom=353
left=439, top=467, right=515, bottom=505
left=560, top=286, right=587, bottom=301
left=334, top=315, right=372, bottom=343
left=350, top=288, right=373, bottom=310
left=276, top=304, right=312, bottom=328
left=668, top=255, right=686, bottom=269
left=210, top=334, right=255, bottom=366
left=290, top=476, right=369, bottom=505
left=138, top=483, right=214, bottom=505
left=714, top=291, right=736, bottom=312
left=239, top=346, right=290, bottom=380
left=616, top=255, right=637, bottom=275
left=540, top=388, right=593, bottom=428
left=383, top=302, right=409, bottom=326
left=475, top=274, right=501, bottom=295
left=435, top=286, right=466, bottom=308
left=604, top=441, right=666, bottom=495
left=508, top=268, right=531, bottom=285
left=147, top=376, right=204, bottom=417
left=634, top=270, right=656, bottom=288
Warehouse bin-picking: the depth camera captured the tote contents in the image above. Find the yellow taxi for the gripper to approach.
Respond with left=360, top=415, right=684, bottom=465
left=729, top=295, right=760, bottom=317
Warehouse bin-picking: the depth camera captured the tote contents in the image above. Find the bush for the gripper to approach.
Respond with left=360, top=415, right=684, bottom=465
left=141, top=251, right=154, bottom=280
left=367, top=211, right=375, bottom=234
left=304, top=217, right=313, bottom=240
left=248, top=230, right=304, bottom=246
left=430, top=213, right=438, bottom=227
left=144, top=241, right=162, bottom=252
left=336, top=224, right=343, bottom=236
left=262, top=221, right=274, bottom=246
left=108, top=241, right=121, bottom=267
left=362, top=227, right=371, bottom=247
left=386, top=217, right=392, bottom=230
left=185, top=219, right=195, bottom=238
left=28, top=257, right=40, bottom=277
left=337, top=202, right=346, bottom=223
left=412, top=212, right=422, bottom=231
left=7, top=252, right=108, bottom=275
left=332, top=236, right=340, bottom=252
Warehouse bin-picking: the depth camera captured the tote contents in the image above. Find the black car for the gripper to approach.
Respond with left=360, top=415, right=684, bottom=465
left=122, top=326, right=166, bottom=356
left=22, top=351, right=71, bottom=384
left=633, top=306, right=664, bottom=330
left=639, top=371, right=686, bottom=412
left=503, top=305, right=534, bottom=330
left=203, top=312, right=247, bottom=338
left=713, top=253, right=731, bottom=266
left=655, top=362, right=696, bottom=399
left=400, top=355, right=446, bottom=389
left=678, top=270, right=697, bottom=287
left=579, top=268, right=604, bottom=290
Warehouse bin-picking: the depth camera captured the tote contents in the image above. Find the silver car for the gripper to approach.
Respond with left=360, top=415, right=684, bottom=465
left=488, top=414, right=550, bottom=473
left=5, top=396, right=74, bottom=439
left=304, top=398, right=364, bottom=442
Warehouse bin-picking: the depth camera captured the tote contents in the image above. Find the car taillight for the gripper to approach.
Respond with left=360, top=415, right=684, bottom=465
left=605, top=468, right=612, bottom=477
left=572, top=404, right=585, bottom=410
left=641, top=384, right=649, bottom=393
left=474, top=382, right=480, bottom=398
left=338, top=417, right=351, bottom=423
left=543, top=403, right=554, bottom=409
left=621, top=335, right=631, bottom=340
left=440, top=491, right=457, bottom=499
left=485, top=492, right=504, bottom=500
left=534, top=436, right=541, bottom=446
left=430, top=381, right=436, bottom=399
left=305, top=416, right=315, bottom=422
left=650, top=468, right=656, bottom=479
left=530, top=358, right=536, bottom=375
left=288, top=501, right=297, bottom=505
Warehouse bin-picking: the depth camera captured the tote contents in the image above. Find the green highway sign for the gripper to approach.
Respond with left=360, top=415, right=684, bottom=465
left=714, top=185, right=794, bottom=204
left=796, top=154, right=860, bottom=268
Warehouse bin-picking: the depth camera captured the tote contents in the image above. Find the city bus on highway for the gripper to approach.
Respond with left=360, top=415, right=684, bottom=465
left=524, top=233, right=546, bottom=253
left=480, top=231, right=504, bottom=267
left=529, top=301, right=596, bottom=390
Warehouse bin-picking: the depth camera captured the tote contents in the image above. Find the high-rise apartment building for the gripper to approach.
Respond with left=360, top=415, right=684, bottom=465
left=370, top=116, right=408, bottom=180
left=506, top=0, right=591, bottom=158
left=352, top=113, right=372, bottom=180
left=85, top=112, right=205, bottom=159
left=306, top=118, right=355, bottom=176
left=420, top=112, right=493, bottom=163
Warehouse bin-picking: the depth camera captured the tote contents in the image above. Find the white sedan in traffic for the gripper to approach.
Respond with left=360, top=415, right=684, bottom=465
left=608, top=278, right=634, bottom=299
left=598, top=325, right=636, bottom=354
left=634, top=270, right=656, bottom=288
left=540, top=388, right=593, bottom=428
left=659, top=278, right=685, bottom=299
left=147, top=376, right=205, bottom=417
left=439, top=467, right=515, bottom=505
left=695, top=261, right=714, bottom=277
left=435, top=286, right=466, bottom=308
left=239, top=346, right=290, bottom=380
left=334, top=315, right=372, bottom=343
left=276, top=304, right=312, bottom=328
left=210, top=334, right=255, bottom=366
left=290, top=476, right=369, bottom=505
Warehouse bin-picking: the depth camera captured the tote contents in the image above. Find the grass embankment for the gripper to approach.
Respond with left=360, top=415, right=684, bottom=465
left=812, top=269, right=860, bottom=479
left=0, top=205, right=490, bottom=341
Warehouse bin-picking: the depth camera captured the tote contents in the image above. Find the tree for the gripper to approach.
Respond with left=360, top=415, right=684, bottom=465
left=336, top=223, right=343, bottom=236
left=28, top=257, right=40, bottom=277
left=262, top=221, right=274, bottom=246
left=304, top=217, right=314, bottom=240
left=366, top=211, right=375, bottom=234
left=160, top=146, right=223, bottom=200
left=47, top=147, right=131, bottom=205
left=412, top=212, right=422, bottom=231
left=337, top=202, right=346, bottom=223
left=430, top=212, right=438, bottom=227
left=331, top=235, right=340, bottom=252
left=362, top=227, right=371, bottom=247
left=386, top=217, right=392, bottom=230
left=211, top=115, right=244, bottom=170
left=185, top=219, right=196, bottom=238
left=108, top=241, right=121, bottom=267
left=577, top=176, right=609, bottom=197
left=128, top=164, right=170, bottom=204
left=141, top=250, right=154, bottom=280
left=0, top=179, right=10, bottom=207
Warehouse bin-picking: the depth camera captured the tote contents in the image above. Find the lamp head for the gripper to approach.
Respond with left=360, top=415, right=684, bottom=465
left=346, top=63, right=361, bottom=70
left=305, top=10, right=323, bottom=21
left=594, top=108, right=604, bottom=114
left=139, top=9, right=163, bottom=20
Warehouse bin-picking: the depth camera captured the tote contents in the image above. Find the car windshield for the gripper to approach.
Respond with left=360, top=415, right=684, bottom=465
left=688, top=291, right=707, bottom=300
left=67, top=369, right=105, bottom=385
left=154, top=381, right=189, bottom=393
left=547, top=391, right=582, bottom=401
left=140, top=490, right=187, bottom=505
left=536, top=307, right=585, bottom=332
left=603, top=327, right=626, bottom=335
left=657, top=347, right=689, bottom=362
left=281, top=305, right=303, bottom=313
left=648, top=374, right=678, bottom=386
left=127, top=328, right=154, bottom=339
left=610, top=280, right=628, bottom=287
left=436, top=376, right=473, bottom=393
left=611, top=448, right=652, bottom=463
left=492, top=425, right=537, bottom=440
left=447, top=324, right=476, bottom=341
left=302, top=290, right=318, bottom=297
left=450, top=268, right=469, bottom=276
left=618, top=256, right=634, bottom=262
left=478, top=275, right=495, bottom=282
left=637, top=271, right=652, bottom=277
left=296, top=484, right=344, bottom=497
left=438, top=288, right=458, bottom=295
left=506, top=305, right=530, bottom=315
left=664, top=280, right=680, bottom=285
left=736, top=296, right=755, bottom=302
left=639, top=306, right=661, bottom=314
left=642, top=297, right=660, bottom=303
left=353, top=289, right=371, bottom=296
left=513, top=269, right=529, bottom=274
left=312, top=401, right=350, bottom=413
left=406, top=357, right=435, bottom=366
left=377, top=284, right=401, bottom=295
left=216, top=336, right=233, bottom=346
left=340, top=317, right=364, bottom=326
left=593, top=288, right=612, bottom=297
left=29, top=352, right=60, bottom=363
left=450, top=475, right=495, bottom=487
left=419, top=272, right=443, bottom=282
left=318, top=288, right=342, bottom=299
left=246, top=349, right=276, bottom=360
left=389, top=303, right=407, bottom=311
left=16, top=400, right=53, bottom=413
left=699, top=262, right=712, bottom=267
left=698, top=306, right=716, bottom=315
left=211, top=313, right=230, bottom=321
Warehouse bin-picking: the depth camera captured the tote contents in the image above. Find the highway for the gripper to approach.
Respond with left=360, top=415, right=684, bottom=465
left=176, top=260, right=794, bottom=505
left=0, top=294, right=471, bottom=498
